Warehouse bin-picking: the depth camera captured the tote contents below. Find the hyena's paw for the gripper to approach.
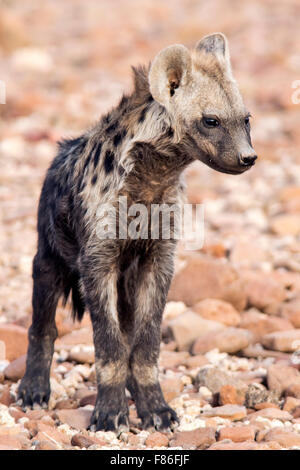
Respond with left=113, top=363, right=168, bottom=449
left=141, top=405, right=179, bottom=432
left=89, top=396, right=129, bottom=434
left=17, top=375, right=50, bottom=410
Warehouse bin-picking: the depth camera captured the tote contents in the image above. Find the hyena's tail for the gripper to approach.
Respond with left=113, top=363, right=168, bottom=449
left=63, top=271, right=85, bottom=322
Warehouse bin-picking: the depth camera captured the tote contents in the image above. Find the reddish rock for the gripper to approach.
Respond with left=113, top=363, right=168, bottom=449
left=171, top=427, right=216, bottom=449
left=285, top=381, right=300, bottom=399
left=9, top=407, right=26, bottom=422
left=254, top=402, right=279, bottom=410
left=4, top=354, right=26, bottom=381
left=0, top=324, right=28, bottom=361
left=161, top=377, right=184, bottom=403
left=218, top=425, right=255, bottom=442
left=184, top=355, right=209, bottom=369
left=240, top=309, right=294, bottom=342
left=168, top=256, right=246, bottom=311
left=192, top=299, right=241, bottom=326
left=35, top=440, right=60, bottom=450
left=267, top=363, right=300, bottom=394
left=71, top=433, right=106, bottom=448
left=262, top=428, right=300, bottom=448
left=208, top=440, right=281, bottom=450
left=0, top=434, right=30, bottom=450
left=79, top=393, right=97, bottom=408
left=159, top=350, right=190, bottom=369
left=280, top=299, right=300, bottom=328
left=202, top=405, right=247, bottom=421
left=55, top=327, right=93, bottom=351
left=168, top=311, right=224, bottom=351
left=262, top=329, right=300, bottom=352
left=192, top=327, right=253, bottom=355
left=239, top=271, right=286, bottom=314
left=219, top=385, right=245, bottom=406
left=0, top=385, right=14, bottom=406
left=248, top=408, right=293, bottom=423
left=55, top=408, right=92, bottom=430
left=145, top=432, right=169, bottom=448
left=283, top=397, right=300, bottom=412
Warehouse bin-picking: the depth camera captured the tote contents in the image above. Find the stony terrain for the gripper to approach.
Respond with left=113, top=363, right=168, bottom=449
left=1, top=0, right=300, bottom=450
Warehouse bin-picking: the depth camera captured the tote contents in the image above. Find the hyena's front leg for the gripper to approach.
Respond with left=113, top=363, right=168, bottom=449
left=80, top=250, right=130, bottom=432
left=127, top=242, right=178, bottom=431
left=18, top=253, right=61, bottom=408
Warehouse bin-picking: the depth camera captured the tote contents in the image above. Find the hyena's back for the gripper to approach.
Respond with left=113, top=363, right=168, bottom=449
left=36, top=136, right=89, bottom=321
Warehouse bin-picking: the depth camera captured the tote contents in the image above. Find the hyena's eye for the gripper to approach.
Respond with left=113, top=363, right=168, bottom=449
left=203, top=117, right=220, bottom=128
left=244, top=117, right=250, bottom=125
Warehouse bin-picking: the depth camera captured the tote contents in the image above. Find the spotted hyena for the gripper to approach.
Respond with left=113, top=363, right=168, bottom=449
left=18, top=33, right=257, bottom=432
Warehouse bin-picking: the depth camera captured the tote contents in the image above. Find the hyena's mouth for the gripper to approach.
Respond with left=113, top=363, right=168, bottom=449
left=205, top=157, right=253, bottom=175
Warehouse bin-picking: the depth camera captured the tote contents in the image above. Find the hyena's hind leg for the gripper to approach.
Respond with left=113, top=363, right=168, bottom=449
left=18, top=252, right=64, bottom=408
left=127, top=243, right=179, bottom=431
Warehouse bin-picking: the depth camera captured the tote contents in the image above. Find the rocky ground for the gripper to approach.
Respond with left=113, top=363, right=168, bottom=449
left=1, top=0, right=300, bottom=450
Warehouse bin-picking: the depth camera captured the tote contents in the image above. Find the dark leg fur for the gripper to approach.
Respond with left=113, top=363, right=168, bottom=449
left=18, top=253, right=62, bottom=407
left=80, top=246, right=130, bottom=432
left=126, top=242, right=178, bottom=431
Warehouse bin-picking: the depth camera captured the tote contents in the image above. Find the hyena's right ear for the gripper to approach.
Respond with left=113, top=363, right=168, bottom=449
left=149, top=45, right=192, bottom=107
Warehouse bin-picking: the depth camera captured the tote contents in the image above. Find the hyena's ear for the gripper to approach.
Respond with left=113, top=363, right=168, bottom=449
left=149, top=45, right=192, bottom=106
left=195, top=33, right=231, bottom=72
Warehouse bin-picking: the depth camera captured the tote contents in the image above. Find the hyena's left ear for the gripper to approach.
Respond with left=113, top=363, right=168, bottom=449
left=195, top=33, right=231, bottom=72
left=149, top=44, right=192, bottom=107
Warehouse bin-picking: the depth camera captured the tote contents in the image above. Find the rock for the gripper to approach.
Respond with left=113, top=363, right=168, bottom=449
left=0, top=341, right=5, bottom=360
left=160, top=377, right=184, bottom=403
left=0, top=324, right=28, bottom=361
left=55, top=408, right=92, bottom=430
left=55, top=328, right=93, bottom=352
left=280, top=299, right=300, bottom=328
left=184, top=355, right=209, bottom=369
left=192, top=299, right=241, bottom=326
left=218, top=425, right=255, bottom=442
left=35, top=440, right=60, bottom=450
left=170, top=427, right=215, bottom=450
left=271, top=214, right=300, bottom=236
left=208, top=440, right=281, bottom=450
left=163, top=302, right=187, bottom=321
left=195, top=367, right=246, bottom=395
left=71, top=433, right=106, bottom=449
left=168, top=311, right=224, bottom=351
left=168, top=256, right=246, bottom=311
left=254, top=402, right=279, bottom=410
left=262, top=428, right=300, bottom=448
left=219, top=385, right=245, bottom=406
left=240, top=309, right=294, bottom=342
left=0, top=434, right=30, bottom=450
left=145, top=432, right=169, bottom=448
left=192, top=327, right=253, bottom=355
left=68, top=346, right=94, bottom=364
left=262, top=329, right=300, bottom=352
left=267, top=363, right=300, bottom=394
left=239, top=271, right=286, bottom=314
left=245, top=383, right=281, bottom=409
left=159, top=350, right=190, bottom=369
left=4, top=354, right=26, bottom=381
left=283, top=397, right=300, bottom=413
left=285, top=381, right=300, bottom=399
left=34, top=422, right=71, bottom=446
left=79, top=393, right=97, bottom=408
left=248, top=408, right=293, bottom=423
left=0, top=385, right=14, bottom=406
left=201, top=405, right=247, bottom=421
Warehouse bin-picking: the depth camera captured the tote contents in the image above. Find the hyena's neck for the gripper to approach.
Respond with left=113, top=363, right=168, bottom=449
left=78, top=66, right=192, bottom=201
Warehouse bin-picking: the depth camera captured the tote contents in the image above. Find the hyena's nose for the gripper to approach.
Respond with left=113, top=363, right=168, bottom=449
left=239, top=154, right=257, bottom=166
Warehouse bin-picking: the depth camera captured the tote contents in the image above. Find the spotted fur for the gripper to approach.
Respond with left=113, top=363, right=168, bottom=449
left=19, top=33, right=256, bottom=432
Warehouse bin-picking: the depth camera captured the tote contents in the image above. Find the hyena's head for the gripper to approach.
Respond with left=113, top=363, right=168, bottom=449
left=149, top=33, right=257, bottom=174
